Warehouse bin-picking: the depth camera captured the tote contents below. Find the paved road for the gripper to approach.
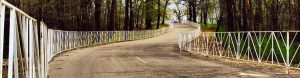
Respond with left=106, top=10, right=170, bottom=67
left=49, top=24, right=296, bottom=78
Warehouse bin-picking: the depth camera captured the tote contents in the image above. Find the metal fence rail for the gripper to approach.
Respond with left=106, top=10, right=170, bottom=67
left=179, top=21, right=300, bottom=73
left=178, top=21, right=201, bottom=52
left=41, top=23, right=173, bottom=63
left=0, top=1, right=40, bottom=78
left=0, top=1, right=173, bottom=78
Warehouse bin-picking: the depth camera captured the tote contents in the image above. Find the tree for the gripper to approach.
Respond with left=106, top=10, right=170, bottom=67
left=242, top=0, right=248, bottom=31
left=146, top=0, right=153, bottom=29
left=174, top=0, right=186, bottom=23
left=297, top=0, right=300, bottom=30
left=161, top=0, right=170, bottom=24
left=95, top=0, right=103, bottom=31
left=8, top=0, right=171, bottom=31
left=125, top=0, right=130, bottom=30
left=157, top=0, right=161, bottom=29
left=225, top=0, right=235, bottom=31
left=129, top=0, right=134, bottom=30
left=56, top=0, right=65, bottom=30
left=108, top=0, right=117, bottom=31
left=254, top=0, right=262, bottom=31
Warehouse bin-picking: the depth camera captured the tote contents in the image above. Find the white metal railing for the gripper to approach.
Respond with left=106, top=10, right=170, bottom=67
left=178, top=21, right=201, bottom=52
left=0, top=0, right=40, bottom=78
left=179, top=21, right=300, bottom=73
left=0, top=1, right=173, bottom=78
left=41, top=22, right=173, bottom=63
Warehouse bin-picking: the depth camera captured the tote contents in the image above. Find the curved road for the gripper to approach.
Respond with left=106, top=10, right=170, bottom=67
left=49, top=24, right=296, bottom=78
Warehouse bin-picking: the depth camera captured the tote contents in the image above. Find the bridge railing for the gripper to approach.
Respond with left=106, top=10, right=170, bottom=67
left=178, top=21, right=201, bottom=52
left=0, top=1, right=173, bottom=78
left=41, top=22, right=173, bottom=63
left=0, top=0, right=42, bottom=78
left=179, top=21, right=300, bottom=73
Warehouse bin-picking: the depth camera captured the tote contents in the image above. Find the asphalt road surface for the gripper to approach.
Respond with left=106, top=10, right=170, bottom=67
left=49, top=24, right=298, bottom=78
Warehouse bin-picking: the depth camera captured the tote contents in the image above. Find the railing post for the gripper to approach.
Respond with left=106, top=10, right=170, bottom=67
left=237, top=32, right=241, bottom=60
left=258, top=32, right=262, bottom=62
left=40, top=22, right=47, bottom=78
left=101, top=32, right=103, bottom=43
left=29, top=17, right=34, bottom=78
left=0, top=4, right=5, bottom=78
left=247, top=32, right=250, bottom=60
left=47, top=29, right=51, bottom=76
left=205, top=33, right=209, bottom=55
left=125, top=31, right=128, bottom=41
left=189, top=33, right=192, bottom=51
left=8, top=9, right=17, bottom=78
left=286, top=32, right=290, bottom=74
left=271, top=32, right=274, bottom=64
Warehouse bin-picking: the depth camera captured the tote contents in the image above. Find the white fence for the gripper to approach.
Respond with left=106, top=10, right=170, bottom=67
left=41, top=23, right=172, bottom=62
left=179, top=21, right=300, bottom=73
left=0, top=1, right=40, bottom=78
left=178, top=21, right=201, bottom=52
left=0, top=1, right=173, bottom=78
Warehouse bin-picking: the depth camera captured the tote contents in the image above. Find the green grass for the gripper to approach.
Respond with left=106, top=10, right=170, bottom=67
left=151, top=24, right=168, bottom=29
left=217, top=25, right=226, bottom=32
left=133, top=23, right=168, bottom=30
left=199, top=23, right=218, bottom=31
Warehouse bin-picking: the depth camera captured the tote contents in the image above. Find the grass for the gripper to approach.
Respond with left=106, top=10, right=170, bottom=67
left=199, top=23, right=218, bottom=32
left=134, top=23, right=169, bottom=30
left=196, top=22, right=300, bottom=64
left=215, top=33, right=300, bottom=64
left=151, top=24, right=168, bottom=29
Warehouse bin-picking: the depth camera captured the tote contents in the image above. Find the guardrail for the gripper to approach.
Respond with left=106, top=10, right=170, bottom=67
left=179, top=21, right=300, bottom=74
left=0, top=1, right=173, bottom=78
left=41, top=22, right=173, bottom=63
left=0, top=1, right=40, bottom=78
left=40, top=22, right=172, bottom=77
left=178, top=21, right=201, bottom=52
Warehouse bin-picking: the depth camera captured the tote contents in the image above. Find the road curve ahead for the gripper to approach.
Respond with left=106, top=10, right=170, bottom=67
left=49, top=24, right=294, bottom=78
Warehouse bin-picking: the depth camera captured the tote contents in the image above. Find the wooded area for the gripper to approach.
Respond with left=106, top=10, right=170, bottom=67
left=7, top=0, right=300, bottom=31
left=185, top=0, right=300, bottom=31
left=7, top=0, right=169, bottom=31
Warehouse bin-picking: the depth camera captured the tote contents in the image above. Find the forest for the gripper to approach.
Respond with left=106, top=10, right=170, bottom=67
left=7, top=0, right=170, bottom=31
left=6, top=0, right=300, bottom=31
left=182, top=0, right=300, bottom=31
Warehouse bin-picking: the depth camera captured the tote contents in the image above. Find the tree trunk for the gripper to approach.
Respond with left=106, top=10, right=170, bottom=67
left=204, top=0, right=209, bottom=27
left=216, top=16, right=223, bottom=32
left=129, top=0, right=134, bottom=30
left=204, top=10, right=208, bottom=26
left=108, top=0, right=116, bottom=31
left=254, top=0, right=262, bottom=31
left=248, top=0, right=254, bottom=31
left=298, top=0, right=300, bottom=30
left=201, top=10, right=205, bottom=23
left=125, top=0, right=130, bottom=30
left=270, top=0, right=280, bottom=31
left=192, top=0, right=197, bottom=22
left=156, top=0, right=161, bottom=29
left=288, top=0, right=292, bottom=30
left=80, top=0, right=90, bottom=30
left=225, top=0, right=235, bottom=31
left=242, top=0, right=248, bottom=31
left=94, top=0, right=102, bottom=31
left=188, top=0, right=193, bottom=21
left=57, top=0, right=65, bottom=30
left=161, top=0, right=169, bottom=24
left=146, top=0, right=152, bottom=29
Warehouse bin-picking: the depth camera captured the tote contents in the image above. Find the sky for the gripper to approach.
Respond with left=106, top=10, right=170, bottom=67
left=167, top=0, right=188, bottom=21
